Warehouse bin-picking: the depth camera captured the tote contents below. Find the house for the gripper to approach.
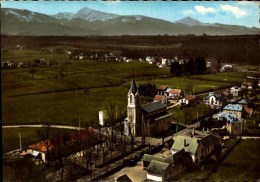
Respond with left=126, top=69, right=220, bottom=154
left=223, top=104, right=243, bottom=119
left=144, top=149, right=193, bottom=181
left=124, top=79, right=172, bottom=137
left=226, top=116, right=243, bottom=136
left=241, top=81, right=255, bottom=90
left=230, top=86, right=242, bottom=97
left=171, top=130, right=221, bottom=165
left=26, top=128, right=105, bottom=162
left=153, top=95, right=167, bottom=104
left=217, top=112, right=243, bottom=136
left=238, top=99, right=253, bottom=118
left=167, top=89, right=184, bottom=100
left=179, top=95, right=197, bottom=106
left=157, top=85, right=168, bottom=95
left=203, top=92, right=224, bottom=108
left=146, top=160, right=173, bottom=181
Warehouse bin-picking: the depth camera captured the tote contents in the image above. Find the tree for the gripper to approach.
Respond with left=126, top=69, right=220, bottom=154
left=36, top=124, right=54, bottom=167
left=28, top=67, right=36, bottom=80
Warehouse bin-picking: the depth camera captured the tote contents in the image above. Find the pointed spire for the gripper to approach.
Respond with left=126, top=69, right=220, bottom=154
left=129, top=79, right=137, bottom=94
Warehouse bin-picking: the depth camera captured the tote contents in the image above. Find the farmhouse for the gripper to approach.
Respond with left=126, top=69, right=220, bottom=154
left=179, top=95, right=197, bottom=106
left=157, top=85, right=168, bottom=95
left=171, top=129, right=221, bottom=165
left=167, top=89, right=184, bottom=100
left=124, top=79, right=172, bottom=137
left=241, top=81, right=255, bottom=90
left=230, top=86, right=242, bottom=97
left=153, top=95, right=167, bottom=104
left=25, top=128, right=104, bottom=162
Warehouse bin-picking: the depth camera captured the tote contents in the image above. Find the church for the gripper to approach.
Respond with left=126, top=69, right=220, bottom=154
left=124, top=79, right=172, bottom=137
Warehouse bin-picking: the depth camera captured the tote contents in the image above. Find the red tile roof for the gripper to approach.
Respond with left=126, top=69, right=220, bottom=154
left=169, top=89, right=182, bottom=94
left=184, top=95, right=196, bottom=101
left=27, top=128, right=100, bottom=153
left=154, top=95, right=166, bottom=102
left=158, top=85, right=167, bottom=90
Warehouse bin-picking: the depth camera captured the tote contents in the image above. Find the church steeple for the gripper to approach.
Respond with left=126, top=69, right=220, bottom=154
left=129, top=79, right=138, bottom=95
left=127, top=78, right=141, bottom=136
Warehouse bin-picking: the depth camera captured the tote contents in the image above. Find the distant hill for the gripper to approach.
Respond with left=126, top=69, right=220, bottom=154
left=1, top=7, right=259, bottom=36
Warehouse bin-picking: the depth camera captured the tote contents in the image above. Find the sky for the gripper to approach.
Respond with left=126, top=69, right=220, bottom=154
left=1, top=1, right=259, bottom=28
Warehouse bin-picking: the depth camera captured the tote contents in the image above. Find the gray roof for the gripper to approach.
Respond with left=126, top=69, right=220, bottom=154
left=154, top=113, right=172, bottom=121
left=223, top=104, right=242, bottom=111
left=165, top=149, right=188, bottom=165
left=171, top=135, right=199, bottom=154
left=142, top=154, right=166, bottom=163
left=203, top=92, right=222, bottom=101
left=200, top=134, right=221, bottom=147
left=218, top=112, right=239, bottom=123
left=147, top=160, right=169, bottom=175
left=141, top=102, right=166, bottom=113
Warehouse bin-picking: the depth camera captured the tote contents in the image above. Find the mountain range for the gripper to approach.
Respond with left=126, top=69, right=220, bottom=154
left=1, top=7, right=259, bottom=36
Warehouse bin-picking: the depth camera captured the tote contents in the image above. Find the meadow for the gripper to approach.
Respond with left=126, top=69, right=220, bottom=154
left=2, top=46, right=257, bottom=153
left=208, top=139, right=260, bottom=181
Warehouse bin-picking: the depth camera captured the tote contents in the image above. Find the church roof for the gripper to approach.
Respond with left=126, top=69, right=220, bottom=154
left=129, top=79, right=138, bottom=94
left=141, top=102, right=166, bottom=113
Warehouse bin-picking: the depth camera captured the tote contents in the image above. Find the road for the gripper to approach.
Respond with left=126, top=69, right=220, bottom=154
left=2, top=124, right=83, bottom=130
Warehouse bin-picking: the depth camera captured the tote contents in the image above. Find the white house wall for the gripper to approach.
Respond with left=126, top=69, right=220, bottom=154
left=147, top=173, right=163, bottom=182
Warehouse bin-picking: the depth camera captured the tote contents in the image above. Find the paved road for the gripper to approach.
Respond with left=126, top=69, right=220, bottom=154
left=2, top=124, right=83, bottom=130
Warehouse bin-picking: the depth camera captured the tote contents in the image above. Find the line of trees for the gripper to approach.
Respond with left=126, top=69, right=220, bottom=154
left=170, top=56, right=207, bottom=76
left=138, top=83, right=157, bottom=96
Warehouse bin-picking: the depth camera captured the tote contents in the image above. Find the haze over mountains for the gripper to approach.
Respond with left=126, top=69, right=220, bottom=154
left=1, top=7, right=259, bottom=36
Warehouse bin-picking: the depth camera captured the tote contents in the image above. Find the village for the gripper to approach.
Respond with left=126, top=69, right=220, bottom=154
left=4, top=69, right=260, bottom=181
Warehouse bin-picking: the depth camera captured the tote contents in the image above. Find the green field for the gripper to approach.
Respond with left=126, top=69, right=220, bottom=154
left=208, top=139, right=260, bottom=181
left=2, top=48, right=256, bottom=153
left=2, top=57, right=249, bottom=126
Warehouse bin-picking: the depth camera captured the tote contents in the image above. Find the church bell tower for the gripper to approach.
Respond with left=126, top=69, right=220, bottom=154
left=127, top=79, right=140, bottom=136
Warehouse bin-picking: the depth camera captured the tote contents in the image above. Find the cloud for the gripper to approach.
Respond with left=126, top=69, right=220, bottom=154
left=220, top=5, right=246, bottom=18
left=194, top=5, right=217, bottom=15
left=182, top=9, right=196, bottom=15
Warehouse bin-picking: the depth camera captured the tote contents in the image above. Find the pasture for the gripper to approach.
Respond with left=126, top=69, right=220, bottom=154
left=208, top=139, right=260, bottom=181
left=2, top=47, right=253, bottom=154
left=2, top=57, right=248, bottom=126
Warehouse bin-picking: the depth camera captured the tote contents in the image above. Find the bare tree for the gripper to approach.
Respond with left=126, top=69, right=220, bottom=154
left=36, top=124, right=54, bottom=167
left=28, top=66, right=36, bottom=80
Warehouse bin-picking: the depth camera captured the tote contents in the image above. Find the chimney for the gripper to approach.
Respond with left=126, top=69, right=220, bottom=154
left=184, top=139, right=189, bottom=147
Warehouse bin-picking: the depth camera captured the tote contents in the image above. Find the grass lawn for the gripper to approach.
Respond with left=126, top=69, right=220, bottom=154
left=208, top=139, right=260, bottom=181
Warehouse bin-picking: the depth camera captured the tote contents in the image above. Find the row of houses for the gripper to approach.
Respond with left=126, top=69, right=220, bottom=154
left=2, top=59, right=58, bottom=69
left=153, top=85, right=197, bottom=107
left=142, top=129, right=222, bottom=181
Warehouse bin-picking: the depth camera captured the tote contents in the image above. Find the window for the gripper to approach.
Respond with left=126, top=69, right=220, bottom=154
left=130, top=95, right=133, bottom=104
